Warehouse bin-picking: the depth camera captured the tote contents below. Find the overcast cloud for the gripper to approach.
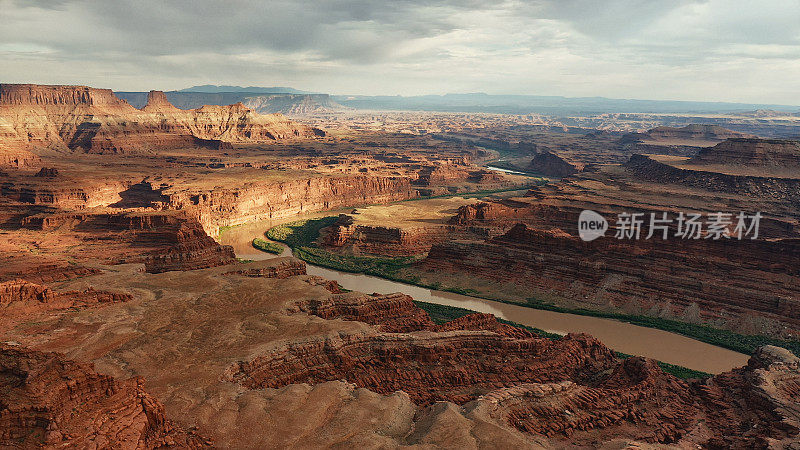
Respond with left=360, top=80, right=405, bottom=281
left=1, top=0, right=799, bottom=103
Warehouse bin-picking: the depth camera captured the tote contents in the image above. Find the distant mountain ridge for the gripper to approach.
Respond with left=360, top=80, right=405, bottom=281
left=116, top=90, right=341, bottom=115
left=334, top=93, right=800, bottom=115
left=179, top=85, right=315, bottom=94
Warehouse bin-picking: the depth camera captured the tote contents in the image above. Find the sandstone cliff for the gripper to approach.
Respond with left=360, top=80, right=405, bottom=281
left=163, top=175, right=416, bottom=236
left=0, top=84, right=324, bottom=159
left=424, top=223, right=800, bottom=334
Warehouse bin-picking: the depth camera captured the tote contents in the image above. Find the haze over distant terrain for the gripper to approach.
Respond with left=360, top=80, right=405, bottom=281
left=117, top=85, right=800, bottom=117
left=178, top=85, right=315, bottom=94
left=1, top=0, right=799, bottom=104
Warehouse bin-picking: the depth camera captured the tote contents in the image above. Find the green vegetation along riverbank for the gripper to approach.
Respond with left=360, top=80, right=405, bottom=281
left=252, top=237, right=283, bottom=254
left=267, top=216, right=800, bottom=359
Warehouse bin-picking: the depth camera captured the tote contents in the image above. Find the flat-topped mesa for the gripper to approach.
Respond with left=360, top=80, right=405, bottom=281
left=0, top=83, right=135, bottom=110
left=646, top=124, right=754, bottom=142
left=140, top=89, right=181, bottom=113
left=690, top=138, right=800, bottom=167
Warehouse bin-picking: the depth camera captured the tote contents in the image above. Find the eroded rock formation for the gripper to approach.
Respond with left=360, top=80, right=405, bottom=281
left=0, top=278, right=131, bottom=307
left=323, top=214, right=467, bottom=256
left=165, top=175, right=416, bottom=237
left=225, top=258, right=307, bottom=279
left=16, top=210, right=236, bottom=274
left=225, top=331, right=615, bottom=406
left=479, top=348, right=800, bottom=447
left=0, top=279, right=132, bottom=329
left=0, top=344, right=209, bottom=448
left=0, top=84, right=324, bottom=158
left=110, top=212, right=237, bottom=273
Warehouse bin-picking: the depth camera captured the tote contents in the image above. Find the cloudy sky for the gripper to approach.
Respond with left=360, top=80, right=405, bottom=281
left=1, top=0, right=799, bottom=104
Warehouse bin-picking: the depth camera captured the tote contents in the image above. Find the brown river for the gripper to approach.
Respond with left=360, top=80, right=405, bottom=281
left=221, top=216, right=750, bottom=374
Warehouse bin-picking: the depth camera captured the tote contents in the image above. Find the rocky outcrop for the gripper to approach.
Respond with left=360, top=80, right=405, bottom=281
left=527, top=151, right=582, bottom=177
left=294, top=292, right=437, bottom=333
left=224, top=331, right=616, bottom=406
left=691, top=345, right=800, bottom=448
left=0, top=345, right=209, bottom=448
left=690, top=138, right=800, bottom=168
left=414, top=164, right=472, bottom=186
left=0, top=83, right=324, bottom=155
left=0, top=279, right=131, bottom=329
left=323, top=214, right=464, bottom=256
left=140, top=90, right=181, bottom=113
left=617, top=125, right=759, bottom=157
left=33, top=167, right=58, bottom=177
left=294, top=290, right=536, bottom=337
left=0, top=84, right=135, bottom=109
left=3, top=170, right=417, bottom=238
left=449, top=201, right=536, bottom=226
left=225, top=258, right=307, bottom=279
left=490, top=357, right=696, bottom=443
left=0, top=146, right=39, bottom=168
left=0, top=279, right=132, bottom=307
left=1, top=171, right=134, bottom=209
left=129, top=213, right=236, bottom=273
left=478, top=345, right=800, bottom=447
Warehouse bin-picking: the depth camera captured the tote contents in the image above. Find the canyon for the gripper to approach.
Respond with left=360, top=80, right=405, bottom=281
left=1, top=83, right=799, bottom=448
left=310, top=137, right=800, bottom=339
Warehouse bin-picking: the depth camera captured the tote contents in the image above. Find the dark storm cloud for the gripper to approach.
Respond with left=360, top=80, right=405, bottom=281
left=1, top=0, right=798, bottom=103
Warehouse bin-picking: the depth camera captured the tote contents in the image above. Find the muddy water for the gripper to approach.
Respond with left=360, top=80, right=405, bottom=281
left=222, top=222, right=750, bottom=374
left=486, top=165, right=530, bottom=175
